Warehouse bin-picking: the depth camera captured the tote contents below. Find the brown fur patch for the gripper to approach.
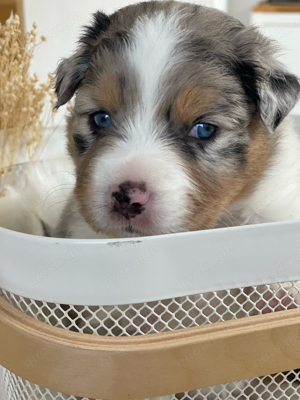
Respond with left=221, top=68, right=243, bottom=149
left=185, top=116, right=276, bottom=231
left=91, top=74, right=121, bottom=113
left=186, top=171, right=238, bottom=231
left=237, top=116, right=275, bottom=200
left=74, top=135, right=116, bottom=232
left=176, top=85, right=217, bottom=125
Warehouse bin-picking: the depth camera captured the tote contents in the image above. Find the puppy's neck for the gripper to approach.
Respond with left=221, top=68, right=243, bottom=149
left=224, top=117, right=300, bottom=227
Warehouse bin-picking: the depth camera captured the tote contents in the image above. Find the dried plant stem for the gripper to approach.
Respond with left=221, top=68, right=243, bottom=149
left=0, top=14, right=56, bottom=190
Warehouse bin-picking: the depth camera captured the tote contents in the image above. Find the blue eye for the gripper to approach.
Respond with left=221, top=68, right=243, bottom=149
left=189, top=123, right=217, bottom=140
left=92, top=112, right=111, bottom=129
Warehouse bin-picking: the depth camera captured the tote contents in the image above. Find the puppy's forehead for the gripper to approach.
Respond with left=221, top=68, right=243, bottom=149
left=79, top=2, right=247, bottom=119
left=80, top=7, right=189, bottom=115
left=122, top=11, right=186, bottom=112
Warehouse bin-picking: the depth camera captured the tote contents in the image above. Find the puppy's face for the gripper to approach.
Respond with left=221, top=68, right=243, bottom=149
left=55, top=1, right=300, bottom=237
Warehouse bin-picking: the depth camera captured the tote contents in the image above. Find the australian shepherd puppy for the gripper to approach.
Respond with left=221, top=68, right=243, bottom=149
left=54, top=1, right=300, bottom=240
left=3, top=2, right=295, bottom=397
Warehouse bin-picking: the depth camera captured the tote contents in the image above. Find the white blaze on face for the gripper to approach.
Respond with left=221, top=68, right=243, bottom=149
left=91, top=12, right=194, bottom=236
left=126, top=11, right=185, bottom=118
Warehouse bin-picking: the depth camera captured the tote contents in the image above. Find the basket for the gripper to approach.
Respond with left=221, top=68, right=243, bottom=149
left=1, top=161, right=300, bottom=400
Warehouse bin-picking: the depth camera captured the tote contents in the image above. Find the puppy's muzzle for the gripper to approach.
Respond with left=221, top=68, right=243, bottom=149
left=111, top=181, right=150, bottom=220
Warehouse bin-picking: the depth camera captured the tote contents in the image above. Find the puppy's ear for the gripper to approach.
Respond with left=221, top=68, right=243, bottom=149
left=54, top=11, right=110, bottom=108
left=237, top=61, right=300, bottom=131
left=234, top=27, right=300, bottom=131
left=55, top=51, right=91, bottom=108
left=258, top=69, right=300, bottom=130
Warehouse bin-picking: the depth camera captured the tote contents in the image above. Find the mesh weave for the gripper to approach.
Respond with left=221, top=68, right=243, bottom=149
left=0, top=282, right=299, bottom=336
left=1, top=281, right=300, bottom=399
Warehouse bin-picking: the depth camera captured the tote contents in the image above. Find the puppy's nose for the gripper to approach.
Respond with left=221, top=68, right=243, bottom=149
left=111, top=182, right=150, bottom=219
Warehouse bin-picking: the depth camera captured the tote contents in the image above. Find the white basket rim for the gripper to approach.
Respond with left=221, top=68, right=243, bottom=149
left=1, top=220, right=300, bottom=305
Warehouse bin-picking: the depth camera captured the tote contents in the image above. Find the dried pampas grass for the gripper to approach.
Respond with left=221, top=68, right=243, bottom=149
left=0, top=14, right=56, bottom=190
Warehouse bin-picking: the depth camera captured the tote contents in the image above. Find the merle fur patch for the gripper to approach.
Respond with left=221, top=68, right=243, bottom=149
left=73, top=134, right=90, bottom=155
left=81, top=11, right=111, bottom=44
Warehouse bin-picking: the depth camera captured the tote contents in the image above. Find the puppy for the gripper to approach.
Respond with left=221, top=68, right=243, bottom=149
left=53, top=2, right=300, bottom=397
left=54, top=1, right=300, bottom=240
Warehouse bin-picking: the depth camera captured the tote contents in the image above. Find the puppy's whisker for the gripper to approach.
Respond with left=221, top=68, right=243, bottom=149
left=43, top=199, right=71, bottom=214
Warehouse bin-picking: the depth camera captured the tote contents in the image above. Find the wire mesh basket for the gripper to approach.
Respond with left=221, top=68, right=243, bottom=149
left=1, top=160, right=300, bottom=400
left=1, top=282, right=300, bottom=400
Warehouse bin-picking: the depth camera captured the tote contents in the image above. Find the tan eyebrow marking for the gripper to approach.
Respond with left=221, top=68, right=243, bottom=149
left=92, top=74, right=121, bottom=113
left=176, top=85, right=217, bottom=125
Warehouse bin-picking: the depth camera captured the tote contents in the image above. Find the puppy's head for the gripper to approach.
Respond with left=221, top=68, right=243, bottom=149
left=55, top=1, right=300, bottom=237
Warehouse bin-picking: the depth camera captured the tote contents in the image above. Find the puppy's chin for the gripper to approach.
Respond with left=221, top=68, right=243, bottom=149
left=89, top=210, right=212, bottom=238
left=82, top=203, right=189, bottom=238
left=93, top=223, right=157, bottom=239
left=106, top=227, right=143, bottom=239
left=92, top=218, right=175, bottom=238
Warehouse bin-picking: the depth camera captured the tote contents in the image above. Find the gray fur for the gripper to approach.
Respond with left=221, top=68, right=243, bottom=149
left=55, top=52, right=91, bottom=108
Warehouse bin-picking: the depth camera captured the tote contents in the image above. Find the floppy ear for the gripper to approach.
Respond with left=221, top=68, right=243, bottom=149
left=55, top=51, right=91, bottom=108
left=258, top=70, right=300, bottom=130
left=237, top=61, right=300, bottom=131
left=54, top=11, right=110, bottom=108
left=234, top=27, right=300, bottom=131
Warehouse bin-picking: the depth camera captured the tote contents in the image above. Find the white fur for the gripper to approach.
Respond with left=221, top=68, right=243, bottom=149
left=91, top=131, right=194, bottom=236
left=0, top=186, right=45, bottom=236
left=125, top=11, right=184, bottom=117
left=224, top=117, right=300, bottom=227
left=87, top=12, right=195, bottom=236
left=0, top=158, right=75, bottom=236
left=60, top=198, right=111, bottom=239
